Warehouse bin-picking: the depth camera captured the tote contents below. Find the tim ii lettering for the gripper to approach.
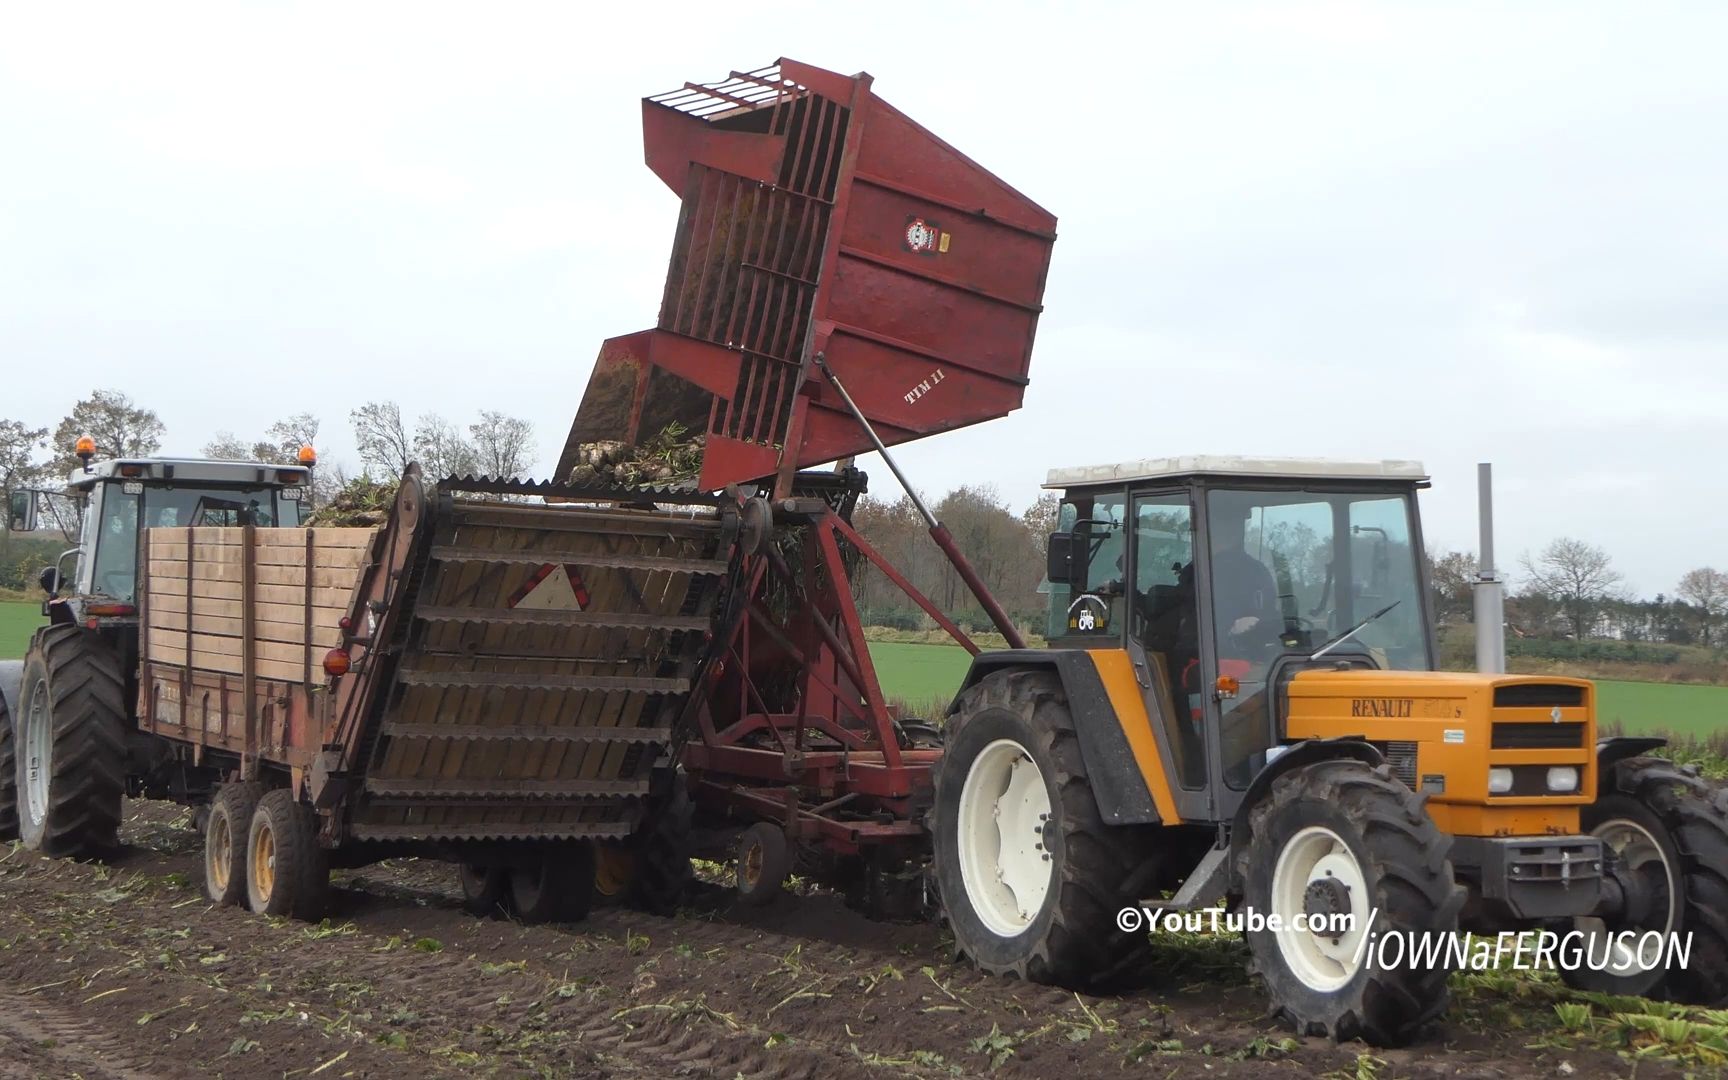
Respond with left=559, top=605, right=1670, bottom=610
left=1351, top=698, right=1414, bottom=718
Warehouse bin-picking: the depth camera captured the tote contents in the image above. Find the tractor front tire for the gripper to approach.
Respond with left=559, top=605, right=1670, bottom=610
left=1244, top=759, right=1463, bottom=1045
left=1564, top=756, right=1728, bottom=1004
left=205, top=783, right=265, bottom=906
left=14, top=626, right=128, bottom=858
left=246, top=789, right=328, bottom=920
left=932, top=669, right=1164, bottom=991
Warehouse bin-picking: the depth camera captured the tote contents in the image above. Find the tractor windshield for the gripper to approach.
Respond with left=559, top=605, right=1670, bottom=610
left=1206, top=487, right=1430, bottom=788
left=90, top=481, right=302, bottom=601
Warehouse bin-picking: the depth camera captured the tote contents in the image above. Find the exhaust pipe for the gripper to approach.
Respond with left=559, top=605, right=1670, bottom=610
left=1474, top=462, right=1507, bottom=674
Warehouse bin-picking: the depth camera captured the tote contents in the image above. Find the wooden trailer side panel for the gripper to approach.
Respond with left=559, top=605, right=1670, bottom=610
left=138, top=525, right=377, bottom=773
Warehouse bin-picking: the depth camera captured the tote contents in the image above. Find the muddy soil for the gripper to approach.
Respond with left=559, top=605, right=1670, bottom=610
left=0, top=801, right=1695, bottom=1078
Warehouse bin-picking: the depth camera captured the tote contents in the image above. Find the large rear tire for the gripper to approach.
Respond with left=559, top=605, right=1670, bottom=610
left=14, top=626, right=128, bottom=858
left=1563, top=757, right=1728, bottom=1004
left=508, top=844, right=596, bottom=924
left=932, top=669, right=1164, bottom=991
left=0, top=687, right=17, bottom=843
left=1244, top=759, right=1462, bottom=1045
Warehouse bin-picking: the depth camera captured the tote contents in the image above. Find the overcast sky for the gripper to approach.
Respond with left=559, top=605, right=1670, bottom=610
left=3, top=2, right=1724, bottom=597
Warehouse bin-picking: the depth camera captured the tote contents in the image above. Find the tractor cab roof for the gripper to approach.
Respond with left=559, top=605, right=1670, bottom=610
left=64, top=457, right=311, bottom=492
left=1043, top=455, right=1429, bottom=490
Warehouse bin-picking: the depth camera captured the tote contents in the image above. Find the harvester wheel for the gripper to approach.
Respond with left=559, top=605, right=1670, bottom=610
left=205, top=783, right=265, bottom=906
left=458, top=864, right=509, bottom=916
left=592, top=841, right=636, bottom=907
left=508, top=844, right=596, bottom=924
left=735, top=823, right=792, bottom=906
left=1564, top=756, right=1728, bottom=1004
left=0, top=687, right=17, bottom=843
left=15, top=626, right=127, bottom=858
left=246, top=789, right=328, bottom=920
left=1244, top=759, right=1462, bottom=1045
left=629, top=772, right=694, bottom=916
left=932, top=669, right=1164, bottom=991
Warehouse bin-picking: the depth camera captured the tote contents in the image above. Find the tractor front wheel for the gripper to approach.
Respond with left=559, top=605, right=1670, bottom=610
left=1244, top=759, right=1463, bottom=1045
left=1564, top=757, right=1728, bottom=1004
left=932, top=669, right=1164, bottom=991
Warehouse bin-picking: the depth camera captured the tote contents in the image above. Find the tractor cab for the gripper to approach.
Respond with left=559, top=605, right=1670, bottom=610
left=31, top=446, right=315, bottom=626
left=1042, top=455, right=1435, bottom=819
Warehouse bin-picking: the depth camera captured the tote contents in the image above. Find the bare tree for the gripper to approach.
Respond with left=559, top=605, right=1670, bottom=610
left=350, top=401, right=414, bottom=476
left=1427, top=549, right=1477, bottom=627
left=263, top=413, right=320, bottom=463
left=1, top=419, right=49, bottom=531
left=202, top=431, right=254, bottom=460
left=50, top=390, right=163, bottom=471
left=1677, top=567, right=1728, bottom=646
left=1520, top=538, right=1624, bottom=640
left=468, top=410, right=535, bottom=478
left=412, top=414, right=480, bottom=479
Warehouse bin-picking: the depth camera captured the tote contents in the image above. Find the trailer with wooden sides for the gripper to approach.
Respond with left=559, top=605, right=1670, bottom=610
left=130, top=470, right=738, bottom=920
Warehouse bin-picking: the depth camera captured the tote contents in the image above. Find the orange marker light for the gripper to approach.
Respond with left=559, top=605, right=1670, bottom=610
left=322, top=649, right=351, bottom=677
left=1215, top=674, right=1240, bottom=699
left=74, top=436, right=96, bottom=459
left=297, top=445, right=317, bottom=466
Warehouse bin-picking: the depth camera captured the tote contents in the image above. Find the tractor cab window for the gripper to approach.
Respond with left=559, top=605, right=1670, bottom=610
left=1206, top=488, right=1430, bottom=789
left=1044, top=491, right=1127, bottom=639
left=1129, top=493, right=1204, bottom=789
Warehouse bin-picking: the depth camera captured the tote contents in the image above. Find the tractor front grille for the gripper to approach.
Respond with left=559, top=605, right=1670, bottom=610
left=1492, top=722, right=1588, bottom=750
left=1372, top=740, right=1419, bottom=789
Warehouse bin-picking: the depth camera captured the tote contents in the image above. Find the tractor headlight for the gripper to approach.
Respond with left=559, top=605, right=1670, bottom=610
left=1545, top=766, right=1579, bottom=793
left=1488, top=767, right=1514, bottom=794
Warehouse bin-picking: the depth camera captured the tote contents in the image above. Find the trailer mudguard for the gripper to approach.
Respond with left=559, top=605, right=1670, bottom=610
left=952, top=649, right=1174, bottom=826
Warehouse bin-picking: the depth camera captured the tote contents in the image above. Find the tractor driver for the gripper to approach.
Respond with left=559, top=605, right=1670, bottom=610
left=1209, top=501, right=1281, bottom=659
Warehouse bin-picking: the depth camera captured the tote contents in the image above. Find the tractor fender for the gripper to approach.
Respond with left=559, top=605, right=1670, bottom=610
left=1595, top=736, right=1670, bottom=794
left=0, top=659, right=22, bottom=719
left=1227, top=737, right=1385, bottom=884
left=951, top=649, right=1163, bottom=825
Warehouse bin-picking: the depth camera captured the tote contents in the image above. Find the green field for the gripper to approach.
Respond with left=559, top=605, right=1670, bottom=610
left=868, top=640, right=1728, bottom=738
left=2, top=600, right=43, bottom=661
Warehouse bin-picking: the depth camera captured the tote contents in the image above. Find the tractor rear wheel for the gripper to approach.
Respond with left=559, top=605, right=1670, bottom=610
left=0, top=688, right=17, bottom=843
left=205, top=783, right=265, bottom=906
left=508, top=844, right=595, bottom=924
left=1564, top=757, right=1728, bottom=1004
left=1244, top=759, right=1462, bottom=1045
left=246, top=789, right=328, bottom=920
left=932, top=669, right=1164, bottom=991
left=15, top=626, right=127, bottom=858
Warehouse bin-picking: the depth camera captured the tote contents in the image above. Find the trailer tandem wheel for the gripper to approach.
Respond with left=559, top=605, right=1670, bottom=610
left=246, top=789, right=329, bottom=920
left=205, top=783, right=265, bottom=906
left=508, top=844, right=596, bottom=924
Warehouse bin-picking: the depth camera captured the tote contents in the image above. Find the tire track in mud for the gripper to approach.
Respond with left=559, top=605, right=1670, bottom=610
left=0, top=989, right=162, bottom=1080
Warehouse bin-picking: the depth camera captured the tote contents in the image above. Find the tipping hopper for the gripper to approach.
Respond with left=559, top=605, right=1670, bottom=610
left=558, top=58, right=1058, bottom=495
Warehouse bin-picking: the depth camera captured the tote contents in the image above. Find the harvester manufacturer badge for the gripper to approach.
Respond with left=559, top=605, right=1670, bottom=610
left=904, top=215, right=951, bottom=255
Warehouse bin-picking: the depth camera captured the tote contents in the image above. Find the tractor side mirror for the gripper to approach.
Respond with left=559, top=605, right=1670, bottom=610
left=38, top=565, right=61, bottom=596
left=7, top=489, right=35, bottom=533
left=1046, top=532, right=1087, bottom=590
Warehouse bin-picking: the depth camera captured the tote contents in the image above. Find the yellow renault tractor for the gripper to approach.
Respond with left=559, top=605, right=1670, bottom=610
left=931, top=456, right=1728, bottom=1044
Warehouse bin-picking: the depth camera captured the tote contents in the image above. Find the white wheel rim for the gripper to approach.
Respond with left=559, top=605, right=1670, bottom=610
left=1577, top=818, right=1677, bottom=975
left=1270, top=825, right=1372, bottom=992
left=24, top=679, right=50, bottom=824
left=956, top=738, right=1053, bottom=937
